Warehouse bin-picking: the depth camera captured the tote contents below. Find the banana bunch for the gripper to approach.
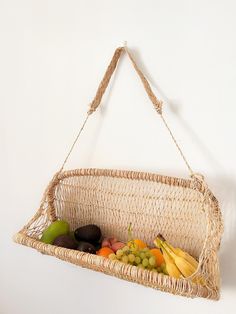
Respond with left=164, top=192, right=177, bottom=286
left=154, top=235, right=203, bottom=284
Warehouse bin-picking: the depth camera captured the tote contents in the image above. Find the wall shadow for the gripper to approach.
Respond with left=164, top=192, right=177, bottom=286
left=127, top=47, right=226, bottom=173
left=212, top=175, right=236, bottom=289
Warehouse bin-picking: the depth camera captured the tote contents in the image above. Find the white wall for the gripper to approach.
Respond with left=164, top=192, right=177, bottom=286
left=1, top=0, right=236, bottom=313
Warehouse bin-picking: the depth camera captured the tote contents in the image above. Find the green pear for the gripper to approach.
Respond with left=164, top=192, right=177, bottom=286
left=41, top=220, right=70, bottom=244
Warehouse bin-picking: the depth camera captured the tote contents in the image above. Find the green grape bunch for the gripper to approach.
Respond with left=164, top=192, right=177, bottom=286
left=108, top=245, right=165, bottom=274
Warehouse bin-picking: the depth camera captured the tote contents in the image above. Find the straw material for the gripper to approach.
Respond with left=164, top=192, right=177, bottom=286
left=13, top=46, right=223, bottom=300
left=14, top=168, right=223, bottom=300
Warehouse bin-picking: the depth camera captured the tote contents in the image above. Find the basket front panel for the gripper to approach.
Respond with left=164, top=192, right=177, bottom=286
left=53, top=173, right=207, bottom=257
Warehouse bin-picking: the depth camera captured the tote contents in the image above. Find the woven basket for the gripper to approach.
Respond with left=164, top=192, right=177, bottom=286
left=14, top=46, right=223, bottom=300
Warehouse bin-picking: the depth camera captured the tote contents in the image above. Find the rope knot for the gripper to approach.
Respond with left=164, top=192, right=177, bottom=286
left=87, top=106, right=95, bottom=115
left=154, top=100, right=163, bottom=114
left=191, top=173, right=205, bottom=182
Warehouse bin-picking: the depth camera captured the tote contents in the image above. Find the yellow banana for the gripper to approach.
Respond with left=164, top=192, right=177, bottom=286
left=161, top=242, right=197, bottom=278
left=165, top=243, right=205, bottom=285
left=161, top=247, right=182, bottom=279
left=154, top=235, right=205, bottom=285
left=165, top=242, right=198, bottom=269
left=153, top=237, right=162, bottom=249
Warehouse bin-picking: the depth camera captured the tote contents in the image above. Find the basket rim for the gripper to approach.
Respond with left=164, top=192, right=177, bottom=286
left=57, top=167, right=200, bottom=190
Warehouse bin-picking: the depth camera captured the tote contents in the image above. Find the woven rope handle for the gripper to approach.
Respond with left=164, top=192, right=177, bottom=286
left=59, top=45, right=196, bottom=177
left=88, top=47, right=163, bottom=115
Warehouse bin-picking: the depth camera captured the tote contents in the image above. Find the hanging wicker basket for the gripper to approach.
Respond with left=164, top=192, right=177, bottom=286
left=14, top=46, right=223, bottom=300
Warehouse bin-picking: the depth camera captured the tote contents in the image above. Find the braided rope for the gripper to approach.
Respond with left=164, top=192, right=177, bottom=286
left=124, top=47, right=162, bottom=114
left=60, top=46, right=193, bottom=176
left=88, top=47, right=124, bottom=115
left=88, top=46, right=162, bottom=114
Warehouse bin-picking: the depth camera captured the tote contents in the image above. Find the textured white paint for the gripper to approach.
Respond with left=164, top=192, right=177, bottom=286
left=1, top=0, right=236, bottom=313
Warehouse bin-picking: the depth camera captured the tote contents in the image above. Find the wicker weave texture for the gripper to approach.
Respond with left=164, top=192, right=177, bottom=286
left=14, top=168, right=223, bottom=300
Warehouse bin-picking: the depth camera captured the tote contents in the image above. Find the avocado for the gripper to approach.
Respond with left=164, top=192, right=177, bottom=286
left=69, top=231, right=80, bottom=244
left=92, top=241, right=102, bottom=251
left=77, top=241, right=96, bottom=254
left=74, top=224, right=101, bottom=243
left=40, top=220, right=70, bottom=244
left=53, top=234, right=78, bottom=249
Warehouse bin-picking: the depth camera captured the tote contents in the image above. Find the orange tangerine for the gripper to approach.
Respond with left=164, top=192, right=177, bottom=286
left=128, top=239, right=147, bottom=249
left=96, top=247, right=114, bottom=258
left=150, top=248, right=165, bottom=266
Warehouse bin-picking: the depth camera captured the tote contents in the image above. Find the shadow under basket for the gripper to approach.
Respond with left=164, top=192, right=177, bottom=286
left=14, top=168, right=223, bottom=300
left=14, top=46, right=223, bottom=300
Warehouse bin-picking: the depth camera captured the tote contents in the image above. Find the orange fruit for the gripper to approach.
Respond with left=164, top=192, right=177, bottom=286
left=128, top=239, right=147, bottom=249
left=150, top=248, right=165, bottom=266
left=96, top=247, right=114, bottom=258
